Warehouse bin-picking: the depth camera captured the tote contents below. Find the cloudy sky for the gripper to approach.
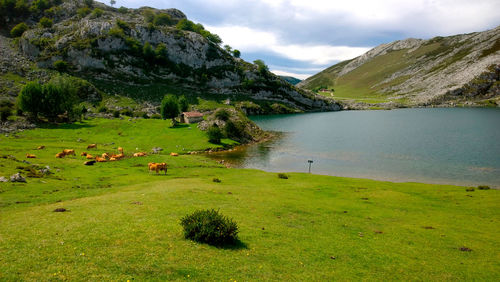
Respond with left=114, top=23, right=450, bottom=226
left=105, top=0, right=499, bottom=79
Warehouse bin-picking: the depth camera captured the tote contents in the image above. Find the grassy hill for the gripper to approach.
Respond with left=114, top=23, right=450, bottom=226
left=0, top=117, right=499, bottom=280
left=298, top=27, right=500, bottom=108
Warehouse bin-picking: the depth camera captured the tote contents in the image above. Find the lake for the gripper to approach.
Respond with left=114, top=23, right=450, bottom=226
left=209, top=108, right=500, bottom=187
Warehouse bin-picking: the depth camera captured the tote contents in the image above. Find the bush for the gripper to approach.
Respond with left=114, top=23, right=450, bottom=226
left=178, top=95, right=189, bottom=112
left=232, top=49, right=241, bottom=58
left=215, top=109, right=230, bottom=121
left=153, top=13, right=173, bottom=26
left=113, top=110, right=120, bottom=118
left=90, top=8, right=103, bottom=18
left=0, top=100, right=14, bottom=121
left=207, top=125, right=223, bottom=144
left=39, top=17, right=53, bottom=28
left=77, top=7, right=91, bottom=18
left=150, top=113, right=161, bottom=119
left=225, top=120, right=245, bottom=139
left=53, top=60, right=69, bottom=72
left=97, top=105, right=107, bottom=113
left=116, top=19, right=130, bottom=30
left=277, top=173, right=288, bottom=179
left=10, top=22, right=28, bottom=37
left=117, top=6, right=128, bottom=14
left=161, top=94, right=179, bottom=125
left=477, top=185, right=490, bottom=190
left=212, top=178, right=221, bottom=183
left=180, top=209, right=238, bottom=245
left=121, top=108, right=133, bottom=117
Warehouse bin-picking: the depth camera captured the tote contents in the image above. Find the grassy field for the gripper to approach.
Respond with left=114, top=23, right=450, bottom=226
left=1, top=118, right=499, bottom=280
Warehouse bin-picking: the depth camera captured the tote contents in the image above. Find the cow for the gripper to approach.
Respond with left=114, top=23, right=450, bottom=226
left=95, top=156, right=107, bottom=162
left=148, top=162, right=167, bottom=174
left=102, top=153, right=110, bottom=159
left=63, top=149, right=75, bottom=156
left=111, top=153, right=124, bottom=159
left=80, top=152, right=87, bottom=156
left=87, top=144, right=97, bottom=149
left=84, top=160, right=96, bottom=166
left=26, top=153, right=36, bottom=158
left=133, top=152, right=147, bottom=157
left=170, top=152, right=179, bottom=156
left=37, top=146, right=45, bottom=150
left=109, top=157, right=117, bottom=161
left=55, top=152, right=65, bottom=158
left=86, top=154, right=94, bottom=159
left=118, top=147, right=123, bottom=153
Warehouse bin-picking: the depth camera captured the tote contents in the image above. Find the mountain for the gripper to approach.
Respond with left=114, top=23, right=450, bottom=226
left=279, top=76, right=302, bottom=85
left=0, top=0, right=340, bottom=113
left=298, top=26, right=500, bottom=108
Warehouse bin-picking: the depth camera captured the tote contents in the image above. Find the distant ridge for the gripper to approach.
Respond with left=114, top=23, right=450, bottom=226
left=279, top=76, right=302, bottom=85
left=298, top=26, right=500, bottom=108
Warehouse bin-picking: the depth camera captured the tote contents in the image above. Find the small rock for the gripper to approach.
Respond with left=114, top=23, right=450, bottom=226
left=459, top=247, right=472, bottom=252
left=0, top=176, right=8, bottom=182
left=10, top=173, right=26, bottom=182
left=330, top=256, right=336, bottom=260
left=151, top=147, right=163, bottom=154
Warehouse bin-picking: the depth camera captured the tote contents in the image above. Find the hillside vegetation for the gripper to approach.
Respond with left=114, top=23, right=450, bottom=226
left=0, top=117, right=499, bottom=280
left=0, top=0, right=340, bottom=114
left=299, top=27, right=500, bottom=108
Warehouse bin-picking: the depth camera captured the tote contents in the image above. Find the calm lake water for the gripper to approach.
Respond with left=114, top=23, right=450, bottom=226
left=210, top=108, right=500, bottom=187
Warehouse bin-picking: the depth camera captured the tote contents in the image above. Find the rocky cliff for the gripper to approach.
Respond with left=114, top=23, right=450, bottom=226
left=298, top=26, right=500, bottom=107
left=2, top=0, right=340, bottom=112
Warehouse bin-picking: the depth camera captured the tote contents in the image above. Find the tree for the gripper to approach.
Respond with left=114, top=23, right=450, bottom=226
left=253, top=59, right=269, bottom=75
left=18, top=82, right=43, bottom=120
left=109, top=0, right=115, bottom=6
left=207, top=125, right=223, bottom=144
left=161, top=94, right=179, bottom=126
left=223, top=44, right=232, bottom=53
left=232, top=49, right=241, bottom=58
left=178, top=95, right=189, bottom=112
left=142, top=42, right=155, bottom=62
left=0, top=100, right=14, bottom=121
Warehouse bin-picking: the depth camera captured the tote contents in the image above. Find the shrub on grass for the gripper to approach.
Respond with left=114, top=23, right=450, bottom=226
left=97, top=105, right=107, bottom=113
left=477, top=185, right=490, bottom=190
left=10, top=22, right=28, bottom=37
left=77, top=7, right=91, bottom=18
left=0, top=100, right=14, bottom=121
left=277, top=173, right=288, bottom=179
left=53, top=60, right=69, bottom=72
left=113, top=110, right=120, bottom=118
left=121, top=108, right=133, bottom=117
left=212, top=178, right=221, bottom=183
left=180, top=209, right=238, bottom=245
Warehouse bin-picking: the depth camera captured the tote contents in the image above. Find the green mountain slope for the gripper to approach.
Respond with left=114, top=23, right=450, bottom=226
left=278, top=75, right=302, bottom=85
left=298, top=27, right=500, bottom=107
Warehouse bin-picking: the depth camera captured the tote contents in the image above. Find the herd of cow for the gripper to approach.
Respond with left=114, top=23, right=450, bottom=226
left=25, top=144, right=169, bottom=174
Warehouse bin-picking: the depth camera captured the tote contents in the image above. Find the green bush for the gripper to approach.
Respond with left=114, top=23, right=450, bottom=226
left=90, top=8, right=103, bottom=18
left=278, top=173, right=288, bottom=179
left=207, top=125, right=223, bottom=144
left=77, top=7, right=91, bottom=17
left=113, top=110, right=120, bottom=118
left=232, top=49, right=241, bottom=58
left=10, top=22, right=28, bottom=37
left=30, top=0, right=50, bottom=13
left=97, top=105, right=108, bottom=113
left=121, top=108, right=133, bottom=117
left=117, top=6, right=128, bottom=14
left=53, top=60, right=69, bottom=72
left=178, top=95, right=189, bottom=112
left=108, top=26, right=124, bottom=38
left=153, top=13, right=173, bottom=26
left=215, top=109, right=230, bottom=121
left=161, top=94, right=179, bottom=124
left=477, top=185, right=490, bottom=190
left=225, top=120, right=245, bottom=139
left=212, top=178, right=221, bottom=183
left=116, top=19, right=130, bottom=30
left=83, top=0, right=93, bottom=8
left=39, top=17, right=53, bottom=28
left=180, top=209, right=239, bottom=245
left=0, top=100, right=14, bottom=121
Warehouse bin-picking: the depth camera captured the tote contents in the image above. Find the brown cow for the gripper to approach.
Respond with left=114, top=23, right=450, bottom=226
left=111, top=153, right=124, bottom=160
left=133, top=152, right=147, bottom=157
left=148, top=162, right=167, bottom=174
left=170, top=152, right=179, bottom=156
left=109, top=157, right=117, bottom=161
left=63, top=149, right=75, bottom=156
left=26, top=153, right=36, bottom=158
left=55, top=152, right=65, bottom=158
left=118, top=147, right=123, bottom=153
left=80, top=152, right=87, bottom=156
left=95, top=156, right=107, bottom=162
left=87, top=144, right=97, bottom=149
left=86, top=154, right=94, bottom=159
left=37, top=146, right=45, bottom=150
left=102, top=152, right=110, bottom=159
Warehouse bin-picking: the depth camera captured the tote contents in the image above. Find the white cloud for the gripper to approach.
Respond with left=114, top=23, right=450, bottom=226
left=208, top=25, right=371, bottom=65
left=270, top=70, right=311, bottom=80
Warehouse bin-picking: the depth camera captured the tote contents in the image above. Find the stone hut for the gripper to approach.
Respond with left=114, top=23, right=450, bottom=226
left=180, top=111, right=204, bottom=124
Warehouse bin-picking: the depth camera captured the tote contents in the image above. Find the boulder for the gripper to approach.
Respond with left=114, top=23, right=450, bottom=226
left=10, top=173, right=26, bottom=183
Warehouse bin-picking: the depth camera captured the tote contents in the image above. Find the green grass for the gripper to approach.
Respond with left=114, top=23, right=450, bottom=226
left=0, top=118, right=499, bottom=280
